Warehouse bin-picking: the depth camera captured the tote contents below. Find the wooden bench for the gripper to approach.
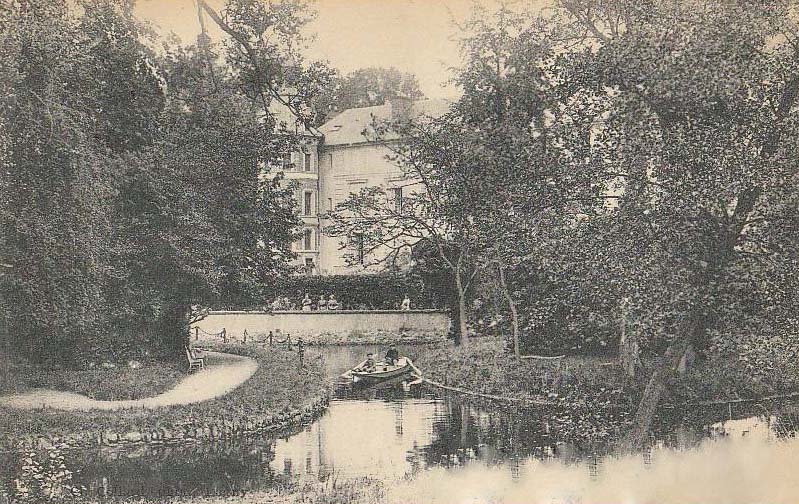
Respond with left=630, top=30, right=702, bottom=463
left=185, top=346, right=205, bottom=372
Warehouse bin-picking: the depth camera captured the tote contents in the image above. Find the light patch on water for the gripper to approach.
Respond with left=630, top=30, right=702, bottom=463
left=386, top=434, right=799, bottom=504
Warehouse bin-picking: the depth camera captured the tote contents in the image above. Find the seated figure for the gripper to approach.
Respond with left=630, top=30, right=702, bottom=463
left=385, top=345, right=399, bottom=366
left=358, top=353, right=376, bottom=373
left=327, top=294, right=339, bottom=310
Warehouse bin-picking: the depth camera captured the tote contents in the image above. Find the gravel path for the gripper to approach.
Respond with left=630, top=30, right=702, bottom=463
left=0, top=352, right=258, bottom=411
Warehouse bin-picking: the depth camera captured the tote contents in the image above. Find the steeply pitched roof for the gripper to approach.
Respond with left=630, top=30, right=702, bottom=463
left=319, top=98, right=451, bottom=146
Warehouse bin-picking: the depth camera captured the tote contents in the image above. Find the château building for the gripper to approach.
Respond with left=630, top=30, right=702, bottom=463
left=269, top=97, right=450, bottom=275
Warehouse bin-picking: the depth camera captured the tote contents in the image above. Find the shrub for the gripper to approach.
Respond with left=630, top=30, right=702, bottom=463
left=6, top=444, right=84, bottom=503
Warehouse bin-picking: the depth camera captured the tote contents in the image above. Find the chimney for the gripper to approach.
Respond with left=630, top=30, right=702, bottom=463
left=388, top=95, right=413, bottom=122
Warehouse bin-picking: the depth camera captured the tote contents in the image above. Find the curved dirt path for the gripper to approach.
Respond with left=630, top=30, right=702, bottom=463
left=0, top=352, right=258, bottom=411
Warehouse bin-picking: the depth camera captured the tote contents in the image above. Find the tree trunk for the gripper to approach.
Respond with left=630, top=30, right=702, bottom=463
left=618, top=297, right=640, bottom=378
left=620, top=181, right=760, bottom=448
left=159, top=301, right=191, bottom=362
left=622, top=313, right=700, bottom=451
left=454, top=272, right=469, bottom=347
left=496, top=255, right=520, bottom=358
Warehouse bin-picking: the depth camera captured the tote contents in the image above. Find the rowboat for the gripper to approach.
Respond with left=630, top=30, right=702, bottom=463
left=348, top=357, right=414, bottom=385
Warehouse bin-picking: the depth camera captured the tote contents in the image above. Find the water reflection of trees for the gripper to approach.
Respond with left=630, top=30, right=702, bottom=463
left=419, top=399, right=588, bottom=470
left=650, top=400, right=799, bottom=450
left=60, top=438, right=286, bottom=497
left=41, top=392, right=795, bottom=499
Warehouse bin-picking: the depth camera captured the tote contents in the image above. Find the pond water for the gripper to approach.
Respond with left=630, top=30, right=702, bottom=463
left=4, top=345, right=798, bottom=502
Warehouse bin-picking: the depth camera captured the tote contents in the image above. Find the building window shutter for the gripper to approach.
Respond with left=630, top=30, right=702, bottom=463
left=354, top=233, right=365, bottom=265
left=392, top=187, right=403, bottom=211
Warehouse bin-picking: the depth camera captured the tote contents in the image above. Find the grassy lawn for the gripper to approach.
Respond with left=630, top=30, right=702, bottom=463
left=413, top=338, right=633, bottom=406
left=0, top=355, right=184, bottom=401
left=0, top=344, right=326, bottom=443
left=414, top=337, right=799, bottom=404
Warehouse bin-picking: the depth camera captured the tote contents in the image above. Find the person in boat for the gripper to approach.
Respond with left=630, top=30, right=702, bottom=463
left=385, top=345, right=400, bottom=366
left=358, top=353, right=376, bottom=373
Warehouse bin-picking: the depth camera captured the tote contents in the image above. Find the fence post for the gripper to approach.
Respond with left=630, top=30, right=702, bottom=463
left=222, top=328, right=227, bottom=344
left=297, top=337, right=304, bottom=368
left=195, top=327, right=199, bottom=341
left=243, top=329, right=248, bottom=344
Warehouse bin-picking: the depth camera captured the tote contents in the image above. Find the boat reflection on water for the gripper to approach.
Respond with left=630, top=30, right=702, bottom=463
left=335, top=372, right=422, bottom=400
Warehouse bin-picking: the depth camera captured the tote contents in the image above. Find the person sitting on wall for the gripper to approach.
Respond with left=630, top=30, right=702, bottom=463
left=302, top=293, right=312, bottom=311
left=400, top=294, right=411, bottom=311
left=385, top=345, right=400, bottom=366
left=271, top=298, right=282, bottom=311
left=317, top=295, right=327, bottom=310
left=327, top=294, right=339, bottom=310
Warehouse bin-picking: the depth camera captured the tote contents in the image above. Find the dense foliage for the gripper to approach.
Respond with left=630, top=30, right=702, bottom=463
left=0, top=0, right=329, bottom=364
left=325, top=0, right=799, bottom=445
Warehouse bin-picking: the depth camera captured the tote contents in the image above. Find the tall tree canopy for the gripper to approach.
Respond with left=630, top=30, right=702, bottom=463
left=326, top=0, right=799, bottom=446
left=0, top=0, right=321, bottom=364
left=550, top=0, right=799, bottom=446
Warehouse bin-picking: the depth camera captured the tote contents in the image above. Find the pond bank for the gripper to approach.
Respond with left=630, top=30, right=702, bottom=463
left=75, top=478, right=385, bottom=504
left=0, top=344, right=328, bottom=452
left=411, top=339, right=799, bottom=443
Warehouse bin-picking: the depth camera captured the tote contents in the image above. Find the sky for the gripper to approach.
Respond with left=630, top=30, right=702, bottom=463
left=134, top=0, right=486, bottom=99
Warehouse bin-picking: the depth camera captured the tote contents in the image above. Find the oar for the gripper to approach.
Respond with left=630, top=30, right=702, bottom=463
left=405, top=357, right=424, bottom=380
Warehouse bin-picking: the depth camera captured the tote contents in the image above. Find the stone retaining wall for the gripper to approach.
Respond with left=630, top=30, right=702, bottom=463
left=3, top=391, right=330, bottom=453
left=192, top=309, right=451, bottom=345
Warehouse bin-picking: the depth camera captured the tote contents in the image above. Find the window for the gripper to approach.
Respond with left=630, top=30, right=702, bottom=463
left=328, top=198, right=334, bottom=211
left=354, top=233, right=365, bottom=265
left=391, top=187, right=403, bottom=211
left=304, top=152, right=312, bottom=172
left=328, top=153, right=333, bottom=169
left=281, top=152, right=293, bottom=170
left=303, top=229, right=313, bottom=250
left=304, top=191, right=313, bottom=215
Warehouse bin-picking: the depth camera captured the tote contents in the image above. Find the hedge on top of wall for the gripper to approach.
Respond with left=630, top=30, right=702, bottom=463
left=251, top=272, right=446, bottom=311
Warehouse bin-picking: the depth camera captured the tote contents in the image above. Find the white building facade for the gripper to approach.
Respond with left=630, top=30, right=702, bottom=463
left=273, top=97, right=450, bottom=275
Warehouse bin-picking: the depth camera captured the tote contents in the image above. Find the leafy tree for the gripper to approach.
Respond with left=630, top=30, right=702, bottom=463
left=323, top=98, right=493, bottom=344
left=0, top=0, right=314, bottom=364
left=548, top=0, right=799, bottom=447
left=0, top=0, right=163, bottom=362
